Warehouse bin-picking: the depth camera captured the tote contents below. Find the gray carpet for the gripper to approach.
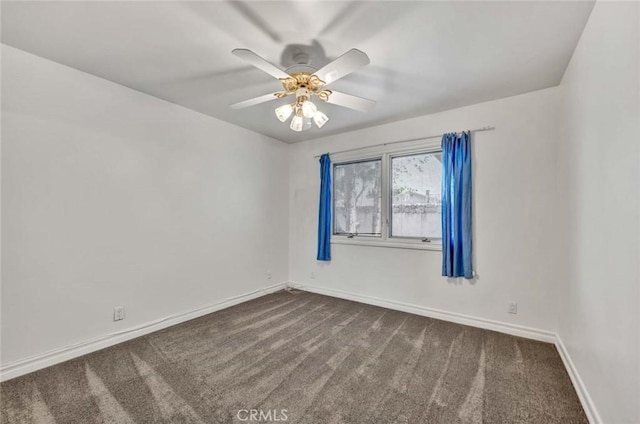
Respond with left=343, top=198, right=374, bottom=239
left=1, top=290, right=587, bottom=423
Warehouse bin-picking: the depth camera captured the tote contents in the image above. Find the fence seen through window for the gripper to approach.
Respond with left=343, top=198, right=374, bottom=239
left=390, top=152, right=442, bottom=239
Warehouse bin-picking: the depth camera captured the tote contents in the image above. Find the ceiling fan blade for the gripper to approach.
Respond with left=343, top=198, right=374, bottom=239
left=230, top=92, right=288, bottom=109
left=325, top=90, right=375, bottom=112
left=313, top=49, right=370, bottom=85
left=232, top=48, right=291, bottom=80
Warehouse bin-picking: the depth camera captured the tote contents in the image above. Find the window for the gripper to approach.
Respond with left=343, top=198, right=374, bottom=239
left=331, top=142, right=442, bottom=250
left=390, top=152, right=442, bottom=239
left=333, top=159, right=382, bottom=236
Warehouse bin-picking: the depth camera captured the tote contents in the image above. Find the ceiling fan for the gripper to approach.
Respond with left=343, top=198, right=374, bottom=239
left=230, top=48, right=376, bottom=132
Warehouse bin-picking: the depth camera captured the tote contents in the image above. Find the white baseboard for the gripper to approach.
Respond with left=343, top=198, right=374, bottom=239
left=554, top=335, right=602, bottom=424
left=297, top=283, right=556, bottom=343
left=0, top=282, right=287, bottom=382
left=1, top=280, right=601, bottom=424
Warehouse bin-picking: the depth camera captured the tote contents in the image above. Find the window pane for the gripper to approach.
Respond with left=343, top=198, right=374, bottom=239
left=391, top=152, right=442, bottom=238
left=333, top=159, right=382, bottom=236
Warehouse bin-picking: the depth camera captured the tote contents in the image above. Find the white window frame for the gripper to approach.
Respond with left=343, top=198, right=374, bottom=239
left=330, top=138, right=443, bottom=251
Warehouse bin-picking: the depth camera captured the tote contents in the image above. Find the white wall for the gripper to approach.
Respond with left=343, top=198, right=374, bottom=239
left=557, top=2, right=640, bottom=423
left=289, top=86, right=562, bottom=333
left=1, top=45, right=290, bottom=365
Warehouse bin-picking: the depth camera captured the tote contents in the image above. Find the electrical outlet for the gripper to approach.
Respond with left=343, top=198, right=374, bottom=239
left=266, top=270, right=272, bottom=280
left=310, top=271, right=315, bottom=279
left=114, top=306, right=125, bottom=321
left=507, top=301, right=518, bottom=314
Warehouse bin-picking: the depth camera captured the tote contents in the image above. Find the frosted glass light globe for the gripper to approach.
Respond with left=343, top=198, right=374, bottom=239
left=301, top=101, right=317, bottom=118
left=313, top=111, right=329, bottom=128
left=290, top=114, right=304, bottom=132
left=275, top=104, right=293, bottom=122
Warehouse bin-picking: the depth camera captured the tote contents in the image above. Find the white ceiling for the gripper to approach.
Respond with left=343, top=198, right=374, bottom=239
left=1, top=1, right=593, bottom=143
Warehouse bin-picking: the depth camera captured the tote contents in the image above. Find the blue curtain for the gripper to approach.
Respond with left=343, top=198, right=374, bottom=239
left=441, top=131, right=473, bottom=279
left=317, top=154, right=331, bottom=261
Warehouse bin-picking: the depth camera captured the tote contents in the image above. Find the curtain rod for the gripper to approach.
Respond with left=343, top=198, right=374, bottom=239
left=313, top=126, right=495, bottom=158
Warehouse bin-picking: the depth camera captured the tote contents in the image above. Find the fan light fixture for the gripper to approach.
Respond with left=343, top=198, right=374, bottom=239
left=277, top=88, right=328, bottom=132
left=230, top=48, right=376, bottom=133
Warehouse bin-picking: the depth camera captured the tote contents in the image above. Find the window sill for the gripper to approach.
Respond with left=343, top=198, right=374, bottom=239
left=331, top=237, right=442, bottom=251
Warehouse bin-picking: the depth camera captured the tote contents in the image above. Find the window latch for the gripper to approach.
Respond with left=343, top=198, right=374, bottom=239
left=422, top=238, right=432, bottom=243
left=347, top=233, right=355, bottom=239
